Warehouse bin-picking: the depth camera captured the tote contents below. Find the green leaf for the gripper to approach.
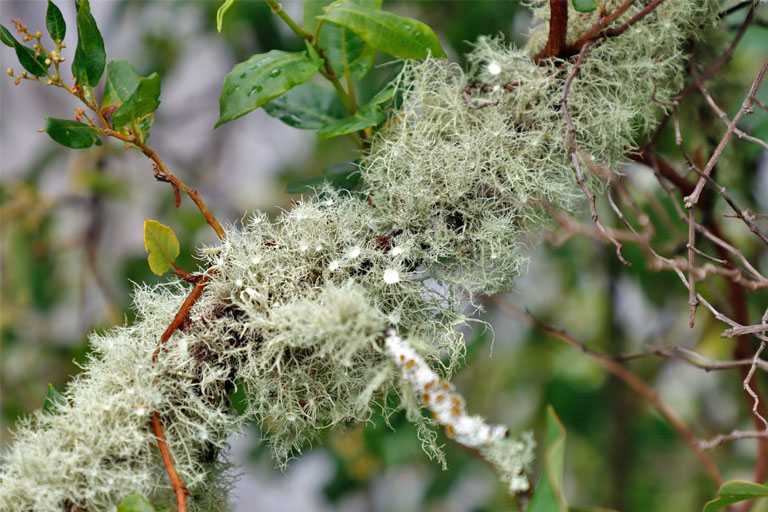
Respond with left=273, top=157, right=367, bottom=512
left=572, top=0, right=598, bottom=13
left=528, top=406, right=568, bottom=512
left=46, top=0, right=66, bottom=42
left=216, top=50, right=323, bottom=127
left=263, top=83, right=347, bottom=129
left=703, top=481, right=768, bottom=512
left=316, top=87, right=393, bottom=138
left=285, top=161, right=361, bottom=193
left=319, top=23, right=375, bottom=80
left=42, top=383, right=66, bottom=414
left=317, top=3, right=446, bottom=59
left=0, top=25, right=14, bottom=47
left=71, top=1, right=105, bottom=88
left=303, top=0, right=328, bottom=33
left=143, top=219, right=180, bottom=276
left=112, top=73, right=161, bottom=128
left=308, top=1, right=382, bottom=80
left=216, top=0, right=236, bottom=34
left=102, top=60, right=140, bottom=110
left=0, top=25, right=49, bottom=77
left=44, top=117, right=103, bottom=149
left=117, top=493, right=156, bottom=512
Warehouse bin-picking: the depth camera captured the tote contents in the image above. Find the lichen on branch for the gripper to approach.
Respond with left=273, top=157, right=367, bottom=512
left=0, top=1, right=724, bottom=510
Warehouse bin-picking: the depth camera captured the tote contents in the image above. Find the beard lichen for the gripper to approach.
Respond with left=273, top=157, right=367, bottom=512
left=0, top=1, right=723, bottom=509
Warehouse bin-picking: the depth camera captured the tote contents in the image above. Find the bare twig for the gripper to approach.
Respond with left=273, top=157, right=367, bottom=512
left=685, top=56, right=768, bottom=207
left=698, top=429, right=768, bottom=451
left=493, top=298, right=723, bottom=487
left=561, top=41, right=630, bottom=266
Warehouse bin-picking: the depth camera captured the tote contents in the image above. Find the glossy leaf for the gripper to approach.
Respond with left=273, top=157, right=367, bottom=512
left=44, top=117, right=102, bottom=149
left=316, top=87, right=393, bottom=138
left=102, top=60, right=140, bottom=110
left=42, top=383, right=66, bottom=414
left=572, top=0, right=598, bottom=13
left=143, top=219, right=180, bottom=276
left=46, top=0, right=66, bottom=42
left=527, top=406, right=568, bottom=512
left=703, top=481, right=768, bottom=512
left=317, top=3, right=446, bottom=59
left=216, top=0, right=235, bottom=34
left=71, top=0, right=105, bottom=88
left=263, top=83, right=347, bottom=129
left=0, top=25, right=49, bottom=77
left=112, top=73, right=161, bottom=128
left=309, top=1, right=382, bottom=79
left=217, top=50, right=322, bottom=127
left=117, top=493, right=156, bottom=512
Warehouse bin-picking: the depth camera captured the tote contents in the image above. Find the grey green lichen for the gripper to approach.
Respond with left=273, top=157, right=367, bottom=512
left=0, top=1, right=723, bottom=509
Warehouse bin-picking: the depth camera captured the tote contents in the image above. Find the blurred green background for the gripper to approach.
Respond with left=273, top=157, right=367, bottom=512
left=1, top=1, right=767, bottom=511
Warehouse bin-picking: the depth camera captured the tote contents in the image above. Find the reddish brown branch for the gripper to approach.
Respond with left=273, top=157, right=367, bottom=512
left=152, top=411, right=189, bottom=512
left=567, top=0, right=637, bottom=52
left=535, top=0, right=569, bottom=61
left=154, top=273, right=213, bottom=362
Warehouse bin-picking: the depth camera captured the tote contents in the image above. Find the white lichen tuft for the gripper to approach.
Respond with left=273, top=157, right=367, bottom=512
left=0, top=1, right=723, bottom=509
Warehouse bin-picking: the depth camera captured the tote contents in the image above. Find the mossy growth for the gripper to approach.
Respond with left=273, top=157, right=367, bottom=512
left=0, top=1, right=723, bottom=509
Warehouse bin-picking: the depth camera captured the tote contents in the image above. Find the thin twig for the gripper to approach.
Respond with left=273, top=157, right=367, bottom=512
left=561, top=41, right=630, bottom=266
left=685, top=56, right=768, bottom=207
left=698, top=429, right=768, bottom=451
left=493, top=298, right=723, bottom=487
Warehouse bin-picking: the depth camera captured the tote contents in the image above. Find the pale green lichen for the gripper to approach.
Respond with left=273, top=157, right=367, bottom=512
left=0, top=1, right=724, bottom=509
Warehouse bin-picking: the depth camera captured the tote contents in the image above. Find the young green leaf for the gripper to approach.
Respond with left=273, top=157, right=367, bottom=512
left=71, top=0, right=105, bottom=88
left=703, top=481, right=768, bottom=512
left=0, top=25, right=49, bottom=77
left=117, top=493, right=156, bottom=512
left=143, top=220, right=180, bottom=276
left=216, top=0, right=236, bottom=34
left=316, top=87, right=393, bottom=138
left=217, top=50, right=323, bottom=127
left=102, top=60, right=141, bottom=111
left=46, top=0, right=66, bottom=42
left=263, top=83, right=347, bottom=130
left=111, top=73, right=161, bottom=129
left=44, top=117, right=103, bottom=149
left=317, top=3, right=446, bottom=59
left=527, top=406, right=568, bottom=512
left=572, top=0, right=598, bottom=13
left=42, top=383, right=66, bottom=414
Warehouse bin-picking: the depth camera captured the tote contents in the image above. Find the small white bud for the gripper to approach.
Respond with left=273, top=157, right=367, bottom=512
left=487, top=62, right=501, bottom=75
left=299, top=243, right=308, bottom=252
left=329, top=260, right=339, bottom=272
left=346, top=247, right=360, bottom=259
left=391, top=247, right=404, bottom=256
left=235, top=279, right=243, bottom=287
